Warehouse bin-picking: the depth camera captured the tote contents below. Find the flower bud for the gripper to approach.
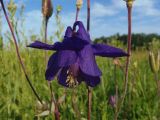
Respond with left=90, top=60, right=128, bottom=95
left=7, top=0, right=17, bottom=16
left=42, top=0, right=53, bottom=19
left=108, top=95, right=116, bottom=108
left=124, top=0, right=135, bottom=7
left=76, top=0, right=83, bottom=9
left=149, top=51, right=159, bottom=73
left=56, top=5, right=62, bottom=14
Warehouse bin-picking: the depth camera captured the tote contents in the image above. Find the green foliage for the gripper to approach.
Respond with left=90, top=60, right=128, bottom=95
left=94, top=33, right=160, bottom=50
left=1, top=48, right=160, bottom=119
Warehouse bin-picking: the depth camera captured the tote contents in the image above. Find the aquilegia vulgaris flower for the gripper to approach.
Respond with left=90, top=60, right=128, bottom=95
left=28, top=21, right=128, bottom=87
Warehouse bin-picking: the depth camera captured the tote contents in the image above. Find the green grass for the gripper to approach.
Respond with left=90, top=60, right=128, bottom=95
left=0, top=46, right=160, bottom=120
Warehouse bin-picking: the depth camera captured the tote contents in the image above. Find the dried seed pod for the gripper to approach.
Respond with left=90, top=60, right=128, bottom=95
left=42, top=0, right=53, bottom=19
left=76, top=0, right=83, bottom=9
left=149, top=51, right=159, bottom=73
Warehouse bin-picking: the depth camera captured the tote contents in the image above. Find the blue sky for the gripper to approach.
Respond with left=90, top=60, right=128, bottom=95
left=1, top=0, right=160, bottom=39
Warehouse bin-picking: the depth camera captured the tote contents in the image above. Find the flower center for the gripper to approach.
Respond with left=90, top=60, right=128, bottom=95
left=66, top=63, right=79, bottom=88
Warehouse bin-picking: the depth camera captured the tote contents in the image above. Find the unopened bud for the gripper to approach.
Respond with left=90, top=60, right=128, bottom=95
left=7, top=0, right=17, bottom=16
left=108, top=95, right=116, bottom=108
left=56, top=5, right=62, bottom=14
left=42, top=0, right=53, bottom=19
left=113, top=58, right=121, bottom=66
left=76, top=0, right=83, bottom=9
left=149, top=51, right=159, bottom=73
left=124, top=0, right=135, bottom=7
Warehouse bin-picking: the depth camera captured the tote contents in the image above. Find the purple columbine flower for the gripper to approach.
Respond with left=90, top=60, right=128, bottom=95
left=27, top=21, right=128, bottom=88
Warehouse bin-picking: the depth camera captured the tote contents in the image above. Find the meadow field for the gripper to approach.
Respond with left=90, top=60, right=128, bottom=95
left=0, top=40, right=160, bottom=119
left=1, top=0, right=160, bottom=120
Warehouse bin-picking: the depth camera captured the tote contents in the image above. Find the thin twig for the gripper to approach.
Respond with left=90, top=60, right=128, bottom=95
left=0, top=0, right=42, bottom=104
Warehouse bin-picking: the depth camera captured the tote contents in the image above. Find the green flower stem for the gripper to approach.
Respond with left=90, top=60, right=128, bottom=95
left=0, top=0, right=43, bottom=104
left=155, top=73, right=160, bottom=96
left=114, top=64, right=118, bottom=115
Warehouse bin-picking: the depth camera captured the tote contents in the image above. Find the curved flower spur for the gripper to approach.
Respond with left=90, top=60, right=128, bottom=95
left=27, top=21, right=128, bottom=88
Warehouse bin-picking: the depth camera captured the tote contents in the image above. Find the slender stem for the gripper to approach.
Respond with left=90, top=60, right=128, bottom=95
left=0, top=0, right=42, bottom=104
left=48, top=82, right=60, bottom=120
left=44, top=17, right=48, bottom=66
left=114, top=65, right=118, bottom=115
left=115, top=5, right=132, bottom=119
left=87, top=87, right=92, bottom=120
left=87, top=0, right=90, bottom=32
left=155, top=73, right=160, bottom=96
left=75, top=8, right=80, bottom=21
left=87, top=0, right=92, bottom=120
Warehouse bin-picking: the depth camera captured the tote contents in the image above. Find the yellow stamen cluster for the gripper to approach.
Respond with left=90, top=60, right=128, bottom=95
left=66, top=70, right=78, bottom=88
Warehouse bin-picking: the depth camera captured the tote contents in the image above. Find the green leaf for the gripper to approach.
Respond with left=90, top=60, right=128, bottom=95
left=35, top=110, right=50, bottom=117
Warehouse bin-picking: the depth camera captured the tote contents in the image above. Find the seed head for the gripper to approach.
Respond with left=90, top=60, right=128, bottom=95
left=42, top=0, right=53, bottom=19
left=149, top=51, right=160, bottom=73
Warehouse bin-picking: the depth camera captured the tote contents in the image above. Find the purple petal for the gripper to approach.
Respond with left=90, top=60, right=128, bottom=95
left=64, top=26, right=72, bottom=38
left=45, top=52, right=61, bottom=80
left=78, top=45, right=102, bottom=76
left=57, top=50, right=78, bottom=67
left=27, top=39, right=88, bottom=51
left=92, top=44, right=128, bottom=57
left=27, top=41, right=55, bottom=50
left=62, top=37, right=89, bottom=50
left=73, top=21, right=91, bottom=43
left=27, top=23, right=90, bottom=51
left=57, top=67, right=69, bottom=87
left=46, top=50, right=77, bottom=80
left=80, top=70, right=101, bottom=87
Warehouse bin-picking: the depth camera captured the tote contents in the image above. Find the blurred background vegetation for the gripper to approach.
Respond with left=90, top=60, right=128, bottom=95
left=0, top=0, right=160, bottom=120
